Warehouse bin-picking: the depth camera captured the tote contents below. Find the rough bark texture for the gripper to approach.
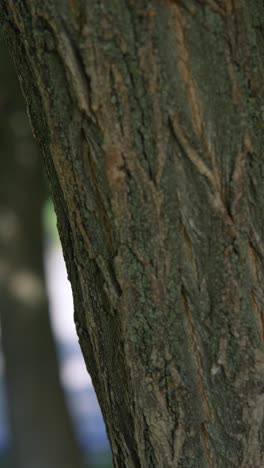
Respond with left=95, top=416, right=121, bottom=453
left=0, top=37, right=82, bottom=468
left=1, top=1, right=263, bottom=466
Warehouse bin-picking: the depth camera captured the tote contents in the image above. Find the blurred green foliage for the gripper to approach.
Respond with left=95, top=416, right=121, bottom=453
left=42, top=196, right=60, bottom=245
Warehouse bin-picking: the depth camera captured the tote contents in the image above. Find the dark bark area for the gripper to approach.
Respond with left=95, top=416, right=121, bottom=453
left=0, top=38, right=82, bottom=468
left=0, top=1, right=263, bottom=466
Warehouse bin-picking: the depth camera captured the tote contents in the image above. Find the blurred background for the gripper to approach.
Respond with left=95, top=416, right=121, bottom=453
left=0, top=35, right=112, bottom=468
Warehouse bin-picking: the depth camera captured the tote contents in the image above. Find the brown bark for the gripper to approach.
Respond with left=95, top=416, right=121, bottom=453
left=0, top=37, right=83, bottom=468
left=0, top=1, right=263, bottom=466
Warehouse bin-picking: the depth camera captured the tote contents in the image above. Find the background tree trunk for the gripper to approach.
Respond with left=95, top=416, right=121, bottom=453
left=1, top=1, right=263, bottom=466
left=0, top=37, right=83, bottom=468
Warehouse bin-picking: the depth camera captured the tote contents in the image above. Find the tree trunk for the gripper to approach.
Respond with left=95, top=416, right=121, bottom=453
left=1, top=1, right=263, bottom=466
left=0, top=37, right=83, bottom=468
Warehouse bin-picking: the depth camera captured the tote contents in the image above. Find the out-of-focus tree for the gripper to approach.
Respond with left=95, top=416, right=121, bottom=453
left=0, top=37, right=83, bottom=468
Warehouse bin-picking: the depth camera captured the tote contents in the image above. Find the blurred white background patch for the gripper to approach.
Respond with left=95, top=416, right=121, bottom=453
left=44, top=243, right=109, bottom=454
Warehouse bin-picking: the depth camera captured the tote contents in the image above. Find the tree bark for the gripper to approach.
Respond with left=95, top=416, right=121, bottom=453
left=0, top=37, right=83, bottom=468
left=1, top=1, right=263, bottom=466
